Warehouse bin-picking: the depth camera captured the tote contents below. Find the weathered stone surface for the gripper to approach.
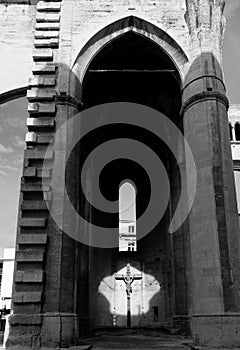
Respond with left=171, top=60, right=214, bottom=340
left=24, top=166, right=51, bottom=179
left=23, top=166, right=37, bottom=177
left=32, top=49, right=54, bottom=61
left=36, top=13, right=60, bottom=23
left=28, top=102, right=56, bottom=114
left=27, top=87, right=56, bottom=100
left=21, top=200, right=48, bottom=210
left=25, top=148, right=54, bottom=160
left=9, top=314, right=42, bottom=325
left=15, top=270, right=44, bottom=283
left=35, top=30, right=59, bottom=39
left=37, top=168, right=52, bottom=178
left=27, top=117, right=55, bottom=129
left=25, top=131, right=37, bottom=143
left=29, top=76, right=56, bottom=87
left=21, top=183, right=50, bottom=192
left=15, top=251, right=44, bottom=262
left=34, top=38, right=59, bottom=48
left=13, top=292, right=42, bottom=303
left=19, top=218, right=47, bottom=228
left=37, top=1, right=61, bottom=12
left=32, top=64, right=57, bottom=74
left=37, top=134, right=54, bottom=144
left=36, top=22, right=60, bottom=30
left=0, top=4, right=35, bottom=95
left=17, top=233, right=48, bottom=244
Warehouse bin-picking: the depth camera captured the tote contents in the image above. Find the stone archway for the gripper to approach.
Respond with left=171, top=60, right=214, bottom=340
left=70, top=15, right=189, bottom=101
left=73, top=25, right=187, bottom=332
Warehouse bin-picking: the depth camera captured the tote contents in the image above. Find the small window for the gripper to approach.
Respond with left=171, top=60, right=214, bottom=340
left=128, top=243, right=135, bottom=252
left=235, top=123, right=240, bottom=141
left=229, top=123, right=233, bottom=141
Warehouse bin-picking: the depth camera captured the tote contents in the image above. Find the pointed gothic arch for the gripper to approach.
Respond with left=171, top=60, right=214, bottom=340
left=70, top=16, right=189, bottom=98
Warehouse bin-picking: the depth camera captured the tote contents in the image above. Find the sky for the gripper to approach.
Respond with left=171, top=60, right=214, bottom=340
left=223, top=0, right=240, bottom=103
left=0, top=1, right=240, bottom=256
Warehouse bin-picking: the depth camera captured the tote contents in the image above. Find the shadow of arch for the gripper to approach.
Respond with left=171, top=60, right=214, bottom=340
left=70, top=15, right=189, bottom=99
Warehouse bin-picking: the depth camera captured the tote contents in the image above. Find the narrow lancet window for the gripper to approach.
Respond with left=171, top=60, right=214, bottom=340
left=235, top=123, right=240, bottom=141
left=119, top=182, right=137, bottom=252
left=229, top=123, right=233, bottom=141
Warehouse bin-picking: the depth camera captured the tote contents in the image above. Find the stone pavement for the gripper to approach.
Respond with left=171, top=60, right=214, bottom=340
left=78, top=335, right=192, bottom=350
left=66, top=334, right=240, bottom=350
left=1, top=335, right=240, bottom=350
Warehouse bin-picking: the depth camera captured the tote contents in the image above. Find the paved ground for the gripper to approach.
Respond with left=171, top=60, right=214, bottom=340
left=81, top=335, right=191, bottom=349
left=1, top=335, right=190, bottom=349
left=1, top=335, right=240, bottom=350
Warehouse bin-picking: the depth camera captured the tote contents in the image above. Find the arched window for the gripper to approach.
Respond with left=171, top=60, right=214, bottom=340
left=235, top=123, right=240, bottom=141
left=229, top=123, right=233, bottom=141
left=119, top=182, right=137, bottom=252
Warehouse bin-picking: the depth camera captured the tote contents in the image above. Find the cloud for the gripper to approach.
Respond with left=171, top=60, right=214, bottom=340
left=225, top=0, right=240, bottom=19
left=0, top=169, right=7, bottom=176
left=0, top=143, right=13, bottom=154
left=0, top=164, right=18, bottom=171
left=14, top=136, right=25, bottom=147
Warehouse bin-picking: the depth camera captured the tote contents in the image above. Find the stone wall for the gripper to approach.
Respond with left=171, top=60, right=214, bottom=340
left=0, top=4, right=35, bottom=97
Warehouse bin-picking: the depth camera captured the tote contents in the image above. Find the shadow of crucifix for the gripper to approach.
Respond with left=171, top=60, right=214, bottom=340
left=115, top=263, right=142, bottom=327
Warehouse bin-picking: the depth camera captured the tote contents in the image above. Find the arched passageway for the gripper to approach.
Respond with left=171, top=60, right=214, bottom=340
left=72, top=29, right=186, bottom=333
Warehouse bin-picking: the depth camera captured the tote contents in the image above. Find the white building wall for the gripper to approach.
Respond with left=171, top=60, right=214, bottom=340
left=0, top=248, right=15, bottom=310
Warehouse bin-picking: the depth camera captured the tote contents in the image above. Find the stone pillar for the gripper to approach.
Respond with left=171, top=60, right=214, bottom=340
left=6, top=0, right=84, bottom=346
left=39, top=94, right=82, bottom=348
left=182, top=53, right=240, bottom=347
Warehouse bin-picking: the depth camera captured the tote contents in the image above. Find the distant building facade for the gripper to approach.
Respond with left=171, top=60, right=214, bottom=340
left=119, top=220, right=137, bottom=252
left=0, top=249, right=15, bottom=313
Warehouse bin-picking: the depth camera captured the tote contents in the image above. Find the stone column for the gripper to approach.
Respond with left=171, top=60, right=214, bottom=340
left=39, top=94, right=82, bottom=348
left=182, top=52, right=240, bottom=347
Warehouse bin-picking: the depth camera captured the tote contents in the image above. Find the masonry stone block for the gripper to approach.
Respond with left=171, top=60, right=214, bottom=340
left=25, top=148, right=54, bottom=160
left=9, top=314, right=42, bottom=326
left=37, top=1, right=61, bottom=12
left=29, top=76, right=56, bottom=87
left=13, top=292, right=43, bottom=304
left=21, top=200, right=48, bottom=210
left=34, top=38, right=59, bottom=48
left=15, top=251, right=44, bottom=263
left=21, top=183, right=50, bottom=192
left=37, top=168, right=52, bottom=178
left=32, top=49, right=54, bottom=61
left=27, top=117, right=55, bottom=129
left=15, top=270, right=44, bottom=283
left=36, top=22, right=60, bottom=30
left=32, top=64, right=57, bottom=74
left=25, top=132, right=37, bottom=143
left=36, top=13, right=60, bottom=23
left=17, top=234, right=48, bottom=245
left=35, top=30, right=59, bottom=39
left=23, top=167, right=37, bottom=177
left=37, top=134, right=54, bottom=144
left=28, top=102, right=56, bottom=114
left=27, top=87, right=56, bottom=100
left=19, top=218, right=47, bottom=228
